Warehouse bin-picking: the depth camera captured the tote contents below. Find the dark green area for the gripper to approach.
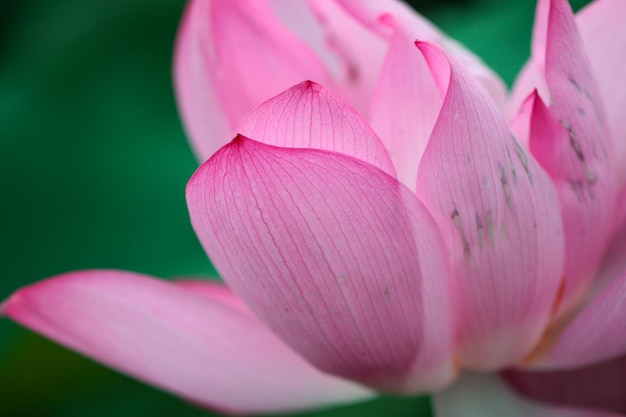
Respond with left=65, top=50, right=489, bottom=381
left=0, top=0, right=591, bottom=416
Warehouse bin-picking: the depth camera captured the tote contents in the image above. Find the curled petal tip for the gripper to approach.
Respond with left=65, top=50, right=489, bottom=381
left=230, top=134, right=248, bottom=145
left=414, top=41, right=451, bottom=99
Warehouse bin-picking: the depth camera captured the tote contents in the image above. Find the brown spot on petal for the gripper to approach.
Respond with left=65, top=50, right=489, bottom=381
left=499, top=163, right=513, bottom=209
left=476, top=214, right=485, bottom=249
left=568, top=76, right=582, bottom=94
left=514, top=141, right=532, bottom=184
left=567, top=179, right=587, bottom=202
left=451, top=208, right=471, bottom=257
left=505, top=147, right=518, bottom=183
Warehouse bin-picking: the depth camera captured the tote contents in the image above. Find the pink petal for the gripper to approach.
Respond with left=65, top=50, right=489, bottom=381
left=265, top=0, right=336, bottom=73
left=235, top=80, right=396, bottom=177
left=434, top=373, right=624, bottom=417
left=505, top=355, right=626, bottom=414
left=525, top=92, right=569, bottom=182
left=577, top=0, right=626, bottom=186
left=335, top=0, right=507, bottom=109
left=336, top=0, right=443, bottom=39
left=186, top=136, right=456, bottom=393
left=1, top=271, right=372, bottom=414
left=584, top=206, right=626, bottom=304
left=614, top=187, right=626, bottom=237
left=306, top=0, right=389, bottom=116
left=509, top=90, right=538, bottom=149
left=368, top=25, right=442, bottom=190
left=415, top=42, right=564, bottom=370
left=265, top=0, right=371, bottom=92
left=173, top=0, right=328, bottom=161
left=174, top=278, right=253, bottom=317
left=526, top=270, right=626, bottom=370
left=512, top=0, right=618, bottom=314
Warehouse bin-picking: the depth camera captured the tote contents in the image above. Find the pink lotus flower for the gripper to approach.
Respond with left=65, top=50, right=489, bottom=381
left=3, top=0, right=626, bottom=415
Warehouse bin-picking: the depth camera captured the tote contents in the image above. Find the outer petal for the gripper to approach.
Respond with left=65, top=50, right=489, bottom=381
left=174, top=0, right=328, bottom=161
left=512, top=0, right=618, bottom=314
left=434, top=373, right=623, bottom=417
left=369, top=25, right=442, bottom=190
left=576, top=0, right=626, bottom=185
left=505, top=355, right=626, bottom=414
left=335, top=0, right=507, bottom=109
left=1, top=271, right=372, bottom=414
left=235, top=81, right=396, bottom=177
left=187, top=136, right=455, bottom=393
left=416, top=42, right=564, bottom=370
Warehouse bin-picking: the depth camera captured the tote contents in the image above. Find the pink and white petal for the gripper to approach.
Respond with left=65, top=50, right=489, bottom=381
left=307, top=0, right=388, bottom=117
left=434, top=373, right=624, bottom=417
left=174, top=0, right=328, bottom=162
left=505, top=355, right=626, bottom=414
left=526, top=270, right=626, bottom=370
left=369, top=27, right=441, bottom=190
left=235, top=81, right=395, bottom=177
left=174, top=278, right=253, bottom=317
left=335, top=0, right=507, bottom=109
left=187, top=136, right=455, bottom=393
left=584, top=205, right=626, bottom=303
left=335, top=0, right=442, bottom=39
left=265, top=0, right=338, bottom=75
left=416, top=42, right=564, bottom=371
left=1, top=271, right=373, bottom=414
left=174, top=0, right=229, bottom=163
left=523, top=0, right=618, bottom=313
left=577, top=0, right=626, bottom=185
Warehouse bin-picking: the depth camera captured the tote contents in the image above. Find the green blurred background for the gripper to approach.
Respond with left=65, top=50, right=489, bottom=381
left=0, top=0, right=591, bottom=415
